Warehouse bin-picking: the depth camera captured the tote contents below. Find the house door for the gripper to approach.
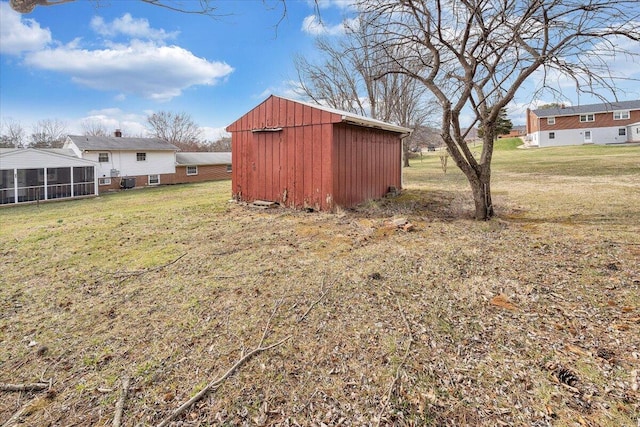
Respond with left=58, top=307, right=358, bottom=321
left=583, top=130, right=592, bottom=143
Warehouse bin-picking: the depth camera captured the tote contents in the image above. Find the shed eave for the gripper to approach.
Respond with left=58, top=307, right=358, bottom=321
left=340, top=116, right=412, bottom=135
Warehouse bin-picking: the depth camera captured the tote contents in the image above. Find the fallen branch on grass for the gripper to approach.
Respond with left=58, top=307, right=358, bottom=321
left=0, top=383, right=50, bottom=392
left=297, top=278, right=332, bottom=323
left=156, top=300, right=291, bottom=427
left=2, top=399, right=33, bottom=427
left=100, top=253, right=187, bottom=283
left=112, top=376, right=130, bottom=427
left=376, top=297, right=415, bottom=427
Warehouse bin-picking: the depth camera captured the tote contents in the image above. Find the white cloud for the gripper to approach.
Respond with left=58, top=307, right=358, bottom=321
left=24, top=40, right=234, bottom=101
left=0, top=2, right=51, bottom=55
left=76, top=108, right=149, bottom=136
left=200, top=126, right=230, bottom=141
left=90, top=13, right=178, bottom=41
left=301, top=15, right=357, bottom=36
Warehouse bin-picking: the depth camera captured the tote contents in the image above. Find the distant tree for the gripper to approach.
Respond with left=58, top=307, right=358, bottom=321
left=29, top=119, right=67, bottom=148
left=207, top=136, right=232, bottom=152
left=81, top=119, right=109, bottom=137
left=538, top=103, right=565, bottom=110
left=479, top=108, right=512, bottom=140
left=146, top=111, right=203, bottom=151
left=0, top=119, right=26, bottom=148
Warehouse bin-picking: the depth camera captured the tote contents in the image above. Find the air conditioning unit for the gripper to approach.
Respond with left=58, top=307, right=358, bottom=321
left=110, top=169, right=120, bottom=177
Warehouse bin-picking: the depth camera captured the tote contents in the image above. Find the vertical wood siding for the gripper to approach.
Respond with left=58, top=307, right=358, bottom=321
left=331, top=124, right=401, bottom=208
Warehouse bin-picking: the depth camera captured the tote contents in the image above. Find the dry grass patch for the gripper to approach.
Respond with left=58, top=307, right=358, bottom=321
left=1, top=143, right=639, bottom=426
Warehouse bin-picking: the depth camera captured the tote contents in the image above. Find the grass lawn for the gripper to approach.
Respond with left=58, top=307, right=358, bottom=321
left=1, top=140, right=639, bottom=426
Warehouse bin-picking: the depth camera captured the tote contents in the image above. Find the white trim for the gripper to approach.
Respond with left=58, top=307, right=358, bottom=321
left=148, top=174, right=160, bottom=185
left=186, top=165, right=198, bottom=176
left=613, top=111, right=630, bottom=120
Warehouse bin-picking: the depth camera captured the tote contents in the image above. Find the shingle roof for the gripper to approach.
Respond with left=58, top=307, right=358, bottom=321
left=176, top=152, right=231, bottom=166
left=532, top=99, right=640, bottom=118
left=67, top=135, right=178, bottom=151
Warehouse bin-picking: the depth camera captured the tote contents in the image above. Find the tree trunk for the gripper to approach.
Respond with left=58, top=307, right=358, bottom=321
left=468, top=168, right=493, bottom=220
left=403, top=141, right=410, bottom=167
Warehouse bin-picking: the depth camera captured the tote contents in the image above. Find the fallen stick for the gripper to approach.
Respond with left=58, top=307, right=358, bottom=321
left=375, top=297, right=414, bottom=427
left=98, top=253, right=187, bottom=283
left=0, top=383, right=49, bottom=392
left=157, top=335, right=290, bottom=427
left=156, top=301, right=290, bottom=427
left=298, top=278, right=332, bottom=323
left=2, top=399, right=33, bottom=427
left=112, top=376, right=130, bottom=427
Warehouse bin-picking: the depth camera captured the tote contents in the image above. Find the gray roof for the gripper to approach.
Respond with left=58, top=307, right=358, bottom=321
left=176, top=152, right=231, bottom=166
left=67, top=135, right=178, bottom=151
left=532, top=99, right=640, bottom=118
left=275, top=95, right=413, bottom=134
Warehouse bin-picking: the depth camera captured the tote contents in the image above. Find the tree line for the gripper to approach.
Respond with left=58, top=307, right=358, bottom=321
left=0, top=112, right=231, bottom=152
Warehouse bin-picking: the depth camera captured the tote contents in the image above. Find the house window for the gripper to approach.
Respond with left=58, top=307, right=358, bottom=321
left=98, top=153, right=109, bottom=162
left=186, top=166, right=198, bottom=176
left=148, top=174, right=160, bottom=185
left=618, top=128, right=626, bottom=136
left=136, top=153, right=147, bottom=161
left=98, top=178, right=111, bottom=185
left=613, top=111, right=630, bottom=120
left=579, top=114, right=594, bottom=122
left=547, top=117, right=555, bottom=125
left=549, top=132, right=555, bottom=139
left=226, top=165, right=232, bottom=173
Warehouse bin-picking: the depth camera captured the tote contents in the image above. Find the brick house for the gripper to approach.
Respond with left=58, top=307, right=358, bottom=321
left=163, top=152, right=232, bottom=184
left=525, top=100, right=640, bottom=147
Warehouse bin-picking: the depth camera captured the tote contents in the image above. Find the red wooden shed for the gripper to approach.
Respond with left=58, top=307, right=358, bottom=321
left=226, top=95, right=411, bottom=211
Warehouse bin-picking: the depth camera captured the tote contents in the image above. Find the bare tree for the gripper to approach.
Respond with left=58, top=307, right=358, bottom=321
left=10, top=0, right=220, bottom=14
left=358, top=0, right=640, bottom=219
left=0, top=119, right=26, bottom=148
left=206, top=136, right=232, bottom=152
left=29, top=119, right=68, bottom=148
left=81, top=119, right=109, bottom=137
left=295, top=14, right=437, bottom=166
left=147, top=111, right=203, bottom=151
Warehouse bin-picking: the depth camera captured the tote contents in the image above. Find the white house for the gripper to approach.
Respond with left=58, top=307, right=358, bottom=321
left=525, top=100, right=640, bottom=147
left=0, top=148, right=98, bottom=205
left=64, top=131, right=178, bottom=192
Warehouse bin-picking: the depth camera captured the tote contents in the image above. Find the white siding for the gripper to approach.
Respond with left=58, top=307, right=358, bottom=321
left=629, top=123, right=640, bottom=142
left=84, top=150, right=176, bottom=179
left=535, top=126, right=631, bottom=147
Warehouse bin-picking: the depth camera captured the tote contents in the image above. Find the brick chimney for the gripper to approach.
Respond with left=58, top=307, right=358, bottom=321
left=114, top=129, right=122, bottom=137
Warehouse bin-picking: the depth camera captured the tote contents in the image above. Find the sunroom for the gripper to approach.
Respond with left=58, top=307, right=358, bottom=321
left=0, top=149, right=98, bottom=205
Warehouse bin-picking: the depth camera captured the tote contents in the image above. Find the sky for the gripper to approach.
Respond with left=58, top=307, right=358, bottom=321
left=1, top=0, right=639, bottom=141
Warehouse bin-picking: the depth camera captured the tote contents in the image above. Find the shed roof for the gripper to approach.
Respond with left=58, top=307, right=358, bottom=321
left=227, top=95, right=412, bottom=135
left=0, top=148, right=97, bottom=169
left=176, top=152, right=231, bottom=166
left=532, top=99, right=640, bottom=118
left=280, top=96, right=412, bottom=134
left=67, top=135, right=178, bottom=151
